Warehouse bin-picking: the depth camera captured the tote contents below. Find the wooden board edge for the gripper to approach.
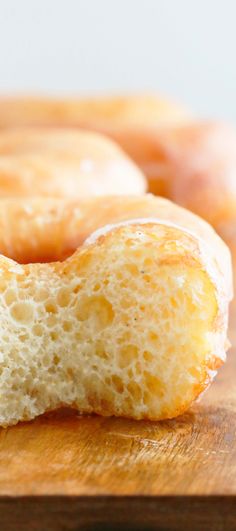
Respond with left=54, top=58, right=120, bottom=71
left=0, top=495, right=235, bottom=531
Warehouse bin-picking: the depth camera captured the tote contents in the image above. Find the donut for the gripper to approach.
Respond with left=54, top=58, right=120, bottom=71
left=0, top=95, right=188, bottom=129
left=0, top=127, right=146, bottom=197
left=0, top=194, right=231, bottom=426
left=108, top=121, right=236, bottom=227
left=1, top=96, right=234, bottom=257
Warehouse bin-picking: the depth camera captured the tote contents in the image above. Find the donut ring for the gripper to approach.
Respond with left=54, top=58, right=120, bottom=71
left=0, top=127, right=146, bottom=197
left=0, top=195, right=231, bottom=426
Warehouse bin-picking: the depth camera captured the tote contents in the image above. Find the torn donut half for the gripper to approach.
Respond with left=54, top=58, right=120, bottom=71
left=0, top=195, right=232, bottom=426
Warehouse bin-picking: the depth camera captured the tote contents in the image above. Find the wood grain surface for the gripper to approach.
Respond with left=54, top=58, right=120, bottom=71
left=0, top=317, right=236, bottom=530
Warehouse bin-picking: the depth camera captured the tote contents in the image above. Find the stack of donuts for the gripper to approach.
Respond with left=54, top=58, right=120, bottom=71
left=0, top=94, right=233, bottom=427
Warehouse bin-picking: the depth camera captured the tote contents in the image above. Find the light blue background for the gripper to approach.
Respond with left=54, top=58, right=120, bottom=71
left=0, top=0, right=235, bottom=121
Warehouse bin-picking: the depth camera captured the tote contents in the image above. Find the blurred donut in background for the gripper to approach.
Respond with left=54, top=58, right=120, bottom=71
left=0, top=96, right=234, bottom=263
left=0, top=126, right=146, bottom=198
left=0, top=94, right=188, bottom=129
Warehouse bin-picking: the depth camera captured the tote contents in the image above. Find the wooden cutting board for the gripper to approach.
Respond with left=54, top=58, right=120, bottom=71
left=0, top=323, right=236, bottom=531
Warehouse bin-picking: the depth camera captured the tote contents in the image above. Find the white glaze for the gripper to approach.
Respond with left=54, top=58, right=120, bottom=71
left=84, top=217, right=204, bottom=245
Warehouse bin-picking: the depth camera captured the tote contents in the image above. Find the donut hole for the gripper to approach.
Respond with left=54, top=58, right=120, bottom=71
left=0, top=199, right=86, bottom=264
left=1, top=244, right=79, bottom=265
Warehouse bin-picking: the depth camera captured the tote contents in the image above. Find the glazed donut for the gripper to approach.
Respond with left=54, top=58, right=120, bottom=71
left=1, top=96, right=234, bottom=253
left=0, top=127, right=146, bottom=197
left=0, top=194, right=231, bottom=426
left=0, top=95, right=188, bottom=129
left=109, top=121, right=236, bottom=225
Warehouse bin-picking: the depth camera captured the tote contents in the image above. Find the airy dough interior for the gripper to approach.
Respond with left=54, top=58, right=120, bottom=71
left=0, top=223, right=222, bottom=426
